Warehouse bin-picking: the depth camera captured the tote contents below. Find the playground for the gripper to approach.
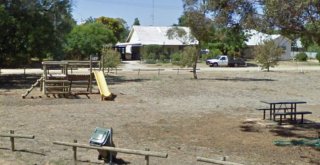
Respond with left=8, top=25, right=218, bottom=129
left=0, top=64, right=320, bottom=164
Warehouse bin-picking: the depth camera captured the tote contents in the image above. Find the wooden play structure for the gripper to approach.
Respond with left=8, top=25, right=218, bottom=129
left=22, top=57, right=102, bottom=98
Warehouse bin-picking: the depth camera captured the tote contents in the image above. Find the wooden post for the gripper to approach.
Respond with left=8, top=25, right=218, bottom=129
left=10, top=130, right=15, bottom=151
left=138, top=69, right=140, bottom=76
left=158, top=69, right=160, bottom=76
left=101, top=55, right=104, bottom=73
left=43, top=63, right=47, bottom=95
left=89, top=56, right=93, bottom=94
left=23, top=67, right=26, bottom=86
left=73, top=140, right=77, bottom=164
left=145, top=148, right=150, bottom=165
left=109, top=127, right=113, bottom=164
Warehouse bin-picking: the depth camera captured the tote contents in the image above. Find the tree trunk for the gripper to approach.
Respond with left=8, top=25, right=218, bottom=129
left=193, top=49, right=199, bottom=79
left=193, top=62, right=198, bottom=79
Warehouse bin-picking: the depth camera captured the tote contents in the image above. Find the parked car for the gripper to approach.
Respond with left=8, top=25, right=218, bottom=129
left=206, top=55, right=246, bottom=67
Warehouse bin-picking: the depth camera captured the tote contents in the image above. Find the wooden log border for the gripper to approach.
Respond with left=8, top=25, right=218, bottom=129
left=197, top=156, right=243, bottom=165
left=53, top=140, right=168, bottom=165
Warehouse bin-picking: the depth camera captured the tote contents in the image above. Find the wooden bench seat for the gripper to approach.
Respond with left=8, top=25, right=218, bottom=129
left=274, top=111, right=312, bottom=125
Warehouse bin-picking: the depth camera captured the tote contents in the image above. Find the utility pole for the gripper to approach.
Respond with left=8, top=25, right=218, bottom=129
left=152, top=0, right=154, bottom=26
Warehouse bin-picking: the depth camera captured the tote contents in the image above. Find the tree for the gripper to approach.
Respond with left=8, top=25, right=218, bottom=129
left=96, top=16, right=127, bottom=41
left=208, top=26, right=247, bottom=56
left=200, top=0, right=320, bottom=46
left=101, top=47, right=121, bottom=72
left=0, top=0, right=74, bottom=67
left=254, top=40, right=283, bottom=72
left=169, top=1, right=215, bottom=79
left=133, top=18, right=140, bottom=25
left=179, top=46, right=198, bottom=70
left=166, top=26, right=199, bottom=78
left=65, top=22, right=116, bottom=60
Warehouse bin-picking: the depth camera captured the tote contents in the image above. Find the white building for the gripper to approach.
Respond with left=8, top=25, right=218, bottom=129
left=116, top=26, right=198, bottom=60
left=244, top=30, right=292, bottom=60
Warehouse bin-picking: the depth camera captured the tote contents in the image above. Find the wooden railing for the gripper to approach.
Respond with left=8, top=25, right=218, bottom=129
left=0, top=130, right=35, bottom=151
left=53, top=140, right=168, bottom=165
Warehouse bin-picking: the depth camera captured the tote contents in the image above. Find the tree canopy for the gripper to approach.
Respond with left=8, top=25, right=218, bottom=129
left=65, top=22, right=116, bottom=60
left=96, top=16, right=128, bottom=41
left=0, top=0, right=74, bottom=67
left=254, top=40, right=283, bottom=72
left=194, top=0, right=320, bottom=46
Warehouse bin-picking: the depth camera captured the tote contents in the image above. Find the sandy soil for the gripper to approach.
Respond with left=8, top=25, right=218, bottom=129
left=0, top=67, right=320, bottom=165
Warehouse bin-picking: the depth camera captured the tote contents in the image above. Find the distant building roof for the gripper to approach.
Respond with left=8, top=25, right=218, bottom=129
left=245, top=29, right=281, bottom=46
left=126, top=26, right=199, bottom=46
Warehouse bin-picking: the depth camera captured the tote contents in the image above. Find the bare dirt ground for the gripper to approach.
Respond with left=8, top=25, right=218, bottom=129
left=0, top=64, right=320, bottom=165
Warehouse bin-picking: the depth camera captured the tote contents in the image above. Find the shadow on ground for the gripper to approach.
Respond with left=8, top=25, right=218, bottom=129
left=199, top=77, right=276, bottom=82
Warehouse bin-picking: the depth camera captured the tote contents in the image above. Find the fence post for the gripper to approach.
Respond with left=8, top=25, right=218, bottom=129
left=158, top=69, right=160, bottom=76
left=10, top=130, right=15, bottom=151
left=138, top=69, right=141, bottom=76
left=145, top=148, right=150, bottom=165
left=73, top=139, right=77, bottom=164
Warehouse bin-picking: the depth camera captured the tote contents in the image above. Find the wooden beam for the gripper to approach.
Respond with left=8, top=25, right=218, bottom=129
left=0, top=133, right=35, bottom=139
left=197, top=157, right=243, bottom=165
left=53, top=141, right=168, bottom=158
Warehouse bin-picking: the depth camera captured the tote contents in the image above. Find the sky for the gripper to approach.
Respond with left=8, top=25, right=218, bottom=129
left=72, top=0, right=184, bottom=27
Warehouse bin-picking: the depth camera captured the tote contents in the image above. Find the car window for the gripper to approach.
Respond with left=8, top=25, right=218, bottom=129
left=221, top=57, right=226, bottom=60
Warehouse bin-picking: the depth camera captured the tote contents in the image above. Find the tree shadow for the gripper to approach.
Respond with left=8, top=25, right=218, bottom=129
left=0, top=147, right=45, bottom=156
left=106, top=75, right=151, bottom=85
left=198, top=77, right=276, bottom=82
left=78, top=157, right=130, bottom=165
left=239, top=120, right=262, bottom=132
left=269, top=121, right=320, bottom=139
left=0, top=74, right=41, bottom=89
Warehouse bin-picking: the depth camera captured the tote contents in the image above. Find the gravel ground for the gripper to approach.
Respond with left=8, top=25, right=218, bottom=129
left=0, top=65, right=320, bottom=165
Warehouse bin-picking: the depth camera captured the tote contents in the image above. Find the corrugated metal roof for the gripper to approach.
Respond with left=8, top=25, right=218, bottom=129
left=127, top=26, right=198, bottom=45
left=245, top=29, right=281, bottom=46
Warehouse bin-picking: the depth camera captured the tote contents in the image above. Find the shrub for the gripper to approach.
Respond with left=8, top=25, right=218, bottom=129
left=101, top=47, right=121, bottom=70
left=295, top=52, right=308, bottom=61
left=145, top=59, right=157, bottom=64
left=142, top=45, right=163, bottom=61
left=171, top=52, right=182, bottom=65
left=316, top=52, right=320, bottom=63
left=254, top=40, right=282, bottom=72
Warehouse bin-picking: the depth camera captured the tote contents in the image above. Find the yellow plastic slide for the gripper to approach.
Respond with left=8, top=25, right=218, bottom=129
left=93, top=71, right=112, bottom=100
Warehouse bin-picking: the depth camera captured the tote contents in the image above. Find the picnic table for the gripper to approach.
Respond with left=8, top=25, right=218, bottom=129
left=259, top=100, right=311, bottom=125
